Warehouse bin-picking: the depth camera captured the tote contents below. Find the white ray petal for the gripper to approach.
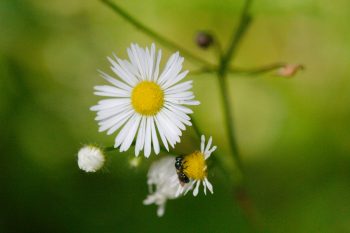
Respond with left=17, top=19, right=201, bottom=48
left=150, top=117, right=160, bottom=154
left=200, top=135, right=205, bottom=153
left=205, top=178, right=213, bottom=194
left=193, top=180, right=201, bottom=196
left=164, top=80, right=192, bottom=94
left=205, top=136, right=213, bottom=154
left=154, top=115, right=169, bottom=151
left=162, top=70, right=189, bottom=89
left=98, top=70, right=132, bottom=91
left=114, top=113, right=138, bottom=149
left=135, top=116, right=146, bottom=156
left=108, top=56, right=138, bottom=86
left=120, top=114, right=141, bottom=152
left=98, top=109, right=133, bottom=133
left=144, top=116, right=152, bottom=157
left=95, top=104, right=131, bottom=121
left=106, top=111, right=134, bottom=135
left=153, top=49, right=162, bottom=82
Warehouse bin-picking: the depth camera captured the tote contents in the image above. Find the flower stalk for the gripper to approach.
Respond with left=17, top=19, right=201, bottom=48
left=100, top=0, right=214, bottom=68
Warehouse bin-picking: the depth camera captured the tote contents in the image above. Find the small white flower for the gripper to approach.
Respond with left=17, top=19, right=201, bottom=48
left=77, top=145, right=105, bottom=172
left=175, top=135, right=216, bottom=196
left=91, top=43, right=200, bottom=158
left=143, top=156, right=190, bottom=217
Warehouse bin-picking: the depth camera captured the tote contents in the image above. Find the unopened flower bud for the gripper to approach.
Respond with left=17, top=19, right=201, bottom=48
left=77, top=145, right=105, bottom=172
left=276, top=64, right=304, bottom=77
left=195, top=31, right=214, bottom=49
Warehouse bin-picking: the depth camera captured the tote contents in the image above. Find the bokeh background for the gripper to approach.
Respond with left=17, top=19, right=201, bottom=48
left=1, top=0, right=350, bottom=232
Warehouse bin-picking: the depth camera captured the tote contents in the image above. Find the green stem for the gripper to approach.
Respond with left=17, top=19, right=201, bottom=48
left=217, top=0, right=252, bottom=173
left=101, top=0, right=214, bottom=68
left=219, top=0, right=252, bottom=76
left=217, top=74, right=243, bottom=171
left=229, top=62, right=286, bottom=76
left=189, top=67, right=217, bottom=75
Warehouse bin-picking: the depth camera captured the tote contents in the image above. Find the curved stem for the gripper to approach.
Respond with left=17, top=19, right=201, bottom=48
left=101, top=0, right=215, bottom=68
left=229, top=62, right=286, bottom=76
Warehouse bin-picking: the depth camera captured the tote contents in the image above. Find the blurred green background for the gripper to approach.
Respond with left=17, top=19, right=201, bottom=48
left=1, top=0, right=350, bottom=232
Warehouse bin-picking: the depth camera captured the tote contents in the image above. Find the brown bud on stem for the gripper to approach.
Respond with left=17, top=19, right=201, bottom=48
left=195, top=31, right=214, bottom=49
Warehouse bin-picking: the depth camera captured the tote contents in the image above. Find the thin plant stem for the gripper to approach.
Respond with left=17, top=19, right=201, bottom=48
left=217, top=0, right=252, bottom=173
left=189, top=67, right=217, bottom=75
left=229, top=62, right=286, bottom=76
left=101, top=0, right=214, bottom=68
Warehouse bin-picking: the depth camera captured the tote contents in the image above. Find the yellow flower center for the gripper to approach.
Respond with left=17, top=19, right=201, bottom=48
left=183, top=151, right=207, bottom=180
left=131, top=81, right=164, bottom=115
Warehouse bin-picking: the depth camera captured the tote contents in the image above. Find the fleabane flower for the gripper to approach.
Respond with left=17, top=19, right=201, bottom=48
left=175, top=135, right=216, bottom=196
left=143, top=156, right=190, bottom=217
left=77, top=145, right=105, bottom=172
left=91, top=43, right=200, bottom=157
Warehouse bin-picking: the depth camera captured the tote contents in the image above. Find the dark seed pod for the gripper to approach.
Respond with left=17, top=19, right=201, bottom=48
left=195, top=31, right=214, bottom=49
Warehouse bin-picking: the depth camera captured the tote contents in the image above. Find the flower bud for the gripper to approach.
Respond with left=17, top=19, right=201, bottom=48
left=195, top=31, right=214, bottom=49
left=77, top=145, right=105, bottom=172
left=276, top=64, right=304, bottom=77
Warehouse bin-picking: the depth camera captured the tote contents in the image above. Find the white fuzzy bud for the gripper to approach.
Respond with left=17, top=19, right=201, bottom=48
left=77, top=145, right=105, bottom=172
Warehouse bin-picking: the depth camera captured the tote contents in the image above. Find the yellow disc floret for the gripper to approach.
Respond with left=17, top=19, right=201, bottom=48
left=183, top=151, right=207, bottom=180
left=131, top=81, right=164, bottom=115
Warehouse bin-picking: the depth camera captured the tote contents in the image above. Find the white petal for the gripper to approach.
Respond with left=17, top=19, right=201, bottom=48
left=153, top=49, right=162, bottom=82
left=162, top=70, right=189, bottom=89
left=205, top=136, right=213, bottom=154
left=120, top=114, right=141, bottom=151
left=108, top=56, right=138, bottom=86
left=164, top=103, right=191, bottom=121
left=162, top=108, right=186, bottom=131
left=157, top=203, right=165, bottom=217
left=150, top=117, right=160, bottom=154
left=205, top=177, right=213, bottom=194
left=157, top=52, right=180, bottom=84
left=144, top=116, right=152, bottom=157
left=175, top=185, right=184, bottom=197
left=165, top=91, right=194, bottom=100
left=200, top=135, right=205, bottom=153
left=135, top=116, right=146, bottom=156
left=153, top=115, right=169, bottom=151
left=105, top=110, right=134, bottom=135
left=166, top=99, right=200, bottom=106
left=98, top=70, right=132, bottom=91
left=157, top=111, right=180, bottom=146
left=95, top=105, right=131, bottom=121
left=184, top=180, right=195, bottom=195
left=114, top=113, right=138, bottom=148
left=90, top=98, right=131, bottom=111
left=98, top=109, right=133, bottom=133
left=205, top=146, right=217, bottom=159
left=193, top=180, right=201, bottom=196
left=164, top=80, right=192, bottom=94
left=164, top=102, right=193, bottom=114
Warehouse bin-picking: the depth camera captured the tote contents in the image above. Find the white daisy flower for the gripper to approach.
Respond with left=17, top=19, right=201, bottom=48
left=91, top=43, right=200, bottom=157
left=143, top=156, right=190, bottom=217
left=175, top=135, right=216, bottom=196
left=77, top=145, right=105, bottom=172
